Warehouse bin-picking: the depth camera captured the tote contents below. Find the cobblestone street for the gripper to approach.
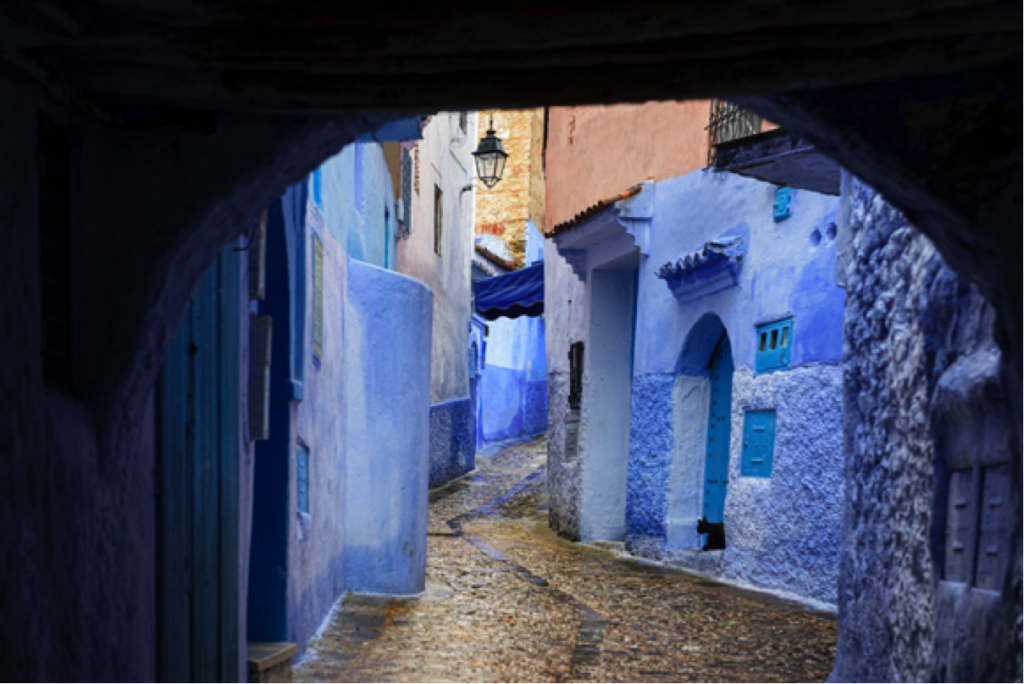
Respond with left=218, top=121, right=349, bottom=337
left=293, top=438, right=838, bottom=683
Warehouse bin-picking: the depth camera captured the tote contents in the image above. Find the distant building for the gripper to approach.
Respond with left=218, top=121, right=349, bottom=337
left=471, top=110, right=549, bottom=448
left=544, top=101, right=845, bottom=605
left=396, top=113, right=477, bottom=488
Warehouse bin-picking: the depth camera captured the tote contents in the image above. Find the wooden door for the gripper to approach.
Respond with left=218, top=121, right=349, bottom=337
left=157, top=246, right=240, bottom=682
left=704, top=333, right=733, bottom=525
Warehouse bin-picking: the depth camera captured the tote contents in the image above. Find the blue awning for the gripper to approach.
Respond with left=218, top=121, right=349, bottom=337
left=474, top=262, right=544, bottom=321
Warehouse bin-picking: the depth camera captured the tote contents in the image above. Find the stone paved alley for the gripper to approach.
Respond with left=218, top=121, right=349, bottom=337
left=293, top=438, right=837, bottom=683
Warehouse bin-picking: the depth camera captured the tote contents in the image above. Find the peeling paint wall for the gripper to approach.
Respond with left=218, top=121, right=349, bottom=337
left=544, top=236, right=590, bottom=541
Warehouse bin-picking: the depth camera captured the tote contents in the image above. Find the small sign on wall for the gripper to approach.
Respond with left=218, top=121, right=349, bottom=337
left=312, top=233, right=324, bottom=362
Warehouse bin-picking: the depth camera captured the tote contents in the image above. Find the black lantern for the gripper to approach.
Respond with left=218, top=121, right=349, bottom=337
left=472, top=116, right=509, bottom=188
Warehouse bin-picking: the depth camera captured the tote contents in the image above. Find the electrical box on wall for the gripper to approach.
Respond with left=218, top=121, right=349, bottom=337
left=755, top=318, right=792, bottom=373
left=741, top=410, right=777, bottom=478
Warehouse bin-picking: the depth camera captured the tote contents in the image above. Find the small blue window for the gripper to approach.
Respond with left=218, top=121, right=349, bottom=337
left=297, top=446, right=310, bottom=514
left=773, top=186, right=792, bottom=222
left=310, top=168, right=324, bottom=211
left=755, top=318, right=792, bottom=373
left=741, top=410, right=776, bottom=478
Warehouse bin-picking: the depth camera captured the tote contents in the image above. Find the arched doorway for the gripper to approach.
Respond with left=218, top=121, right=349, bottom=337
left=661, top=312, right=732, bottom=552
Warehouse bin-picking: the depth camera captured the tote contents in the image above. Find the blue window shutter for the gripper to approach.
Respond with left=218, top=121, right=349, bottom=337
left=297, top=446, right=310, bottom=514
left=773, top=186, right=792, bottom=222
left=741, top=410, right=776, bottom=478
left=755, top=318, right=792, bottom=374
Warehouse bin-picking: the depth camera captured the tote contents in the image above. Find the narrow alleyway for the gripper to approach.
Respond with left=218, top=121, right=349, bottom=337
left=293, top=438, right=837, bottom=683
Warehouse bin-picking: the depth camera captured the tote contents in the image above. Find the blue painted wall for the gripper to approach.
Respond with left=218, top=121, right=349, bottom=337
left=314, top=142, right=397, bottom=270
left=620, top=169, right=845, bottom=604
left=344, top=260, right=432, bottom=593
left=428, top=398, right=475, bottom=488
left=478, top=222, right=548, bottom=446
left=247, top=140, right=432, bottom=657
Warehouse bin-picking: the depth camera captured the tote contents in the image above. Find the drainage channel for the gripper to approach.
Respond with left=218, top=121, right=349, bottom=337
left=444, top=465, right=609, bottom=682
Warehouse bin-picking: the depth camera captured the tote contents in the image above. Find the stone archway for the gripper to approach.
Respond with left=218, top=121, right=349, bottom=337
left=0, top=6, right=1019, bottom=681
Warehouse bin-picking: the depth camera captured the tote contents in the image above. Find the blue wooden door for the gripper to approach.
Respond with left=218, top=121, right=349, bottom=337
left=704, top=334, right=733, bottom=525
left=157, top=245, right=240, bottom=682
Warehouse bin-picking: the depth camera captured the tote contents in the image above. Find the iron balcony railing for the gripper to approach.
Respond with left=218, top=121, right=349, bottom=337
left=706, top=100, right=763, bottom=167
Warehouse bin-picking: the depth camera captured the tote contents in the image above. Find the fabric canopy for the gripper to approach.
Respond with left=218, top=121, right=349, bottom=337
left=474, top=262, right=544, bottom=321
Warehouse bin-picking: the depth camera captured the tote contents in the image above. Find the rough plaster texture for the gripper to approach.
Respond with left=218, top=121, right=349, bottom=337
left=545, top=371, right=583, bottom=541
left=3, top=33, right=1018, bottom=683
left=545, top=164, right=844, bottom=601
left=627, top=365, right=845, bottom=606
left=428, top=397, right=475, bottom=489
left=625, top=374, right=676, bottom=539
left=831, top=176, right=1021, bottom=683
left=396, top=113, right=475, bottom=406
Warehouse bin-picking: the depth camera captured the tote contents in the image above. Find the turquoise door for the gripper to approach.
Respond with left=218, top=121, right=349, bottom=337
left=704, top=334, right=733, bottom=524
left=157, top=245, right=240, bottom=682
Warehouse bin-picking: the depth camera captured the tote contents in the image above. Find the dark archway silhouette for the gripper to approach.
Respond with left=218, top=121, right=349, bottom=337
left=0, top=5, right=1018, bottom=681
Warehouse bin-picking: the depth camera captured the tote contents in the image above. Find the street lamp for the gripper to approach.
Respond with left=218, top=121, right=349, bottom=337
left=472, top=115, right=509, bottom=188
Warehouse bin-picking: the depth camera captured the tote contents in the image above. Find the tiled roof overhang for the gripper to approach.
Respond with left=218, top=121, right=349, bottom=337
left=474, top=243, right=517, bottom=272
left=655, top=237, right=747, bottom=302
left=549, top=181, right=653, bottom=280
left=546, top=183, right=645, bottom=238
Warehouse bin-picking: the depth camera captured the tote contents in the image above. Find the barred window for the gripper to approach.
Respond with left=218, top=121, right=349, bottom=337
left=706, top=100, right=763, bottom=166
left=433, top=185, right=443, bottom=256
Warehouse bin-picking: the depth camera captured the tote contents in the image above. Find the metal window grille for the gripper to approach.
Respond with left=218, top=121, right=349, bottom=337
left=568, top=341, right=584, bottom=410
left=433, top=185, right=443, bottom=256
left=398, top=148, right=412, bottom=239
left=37, top=112, right=74, bottom=388
left=706, top=100, right=763, bottom=167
